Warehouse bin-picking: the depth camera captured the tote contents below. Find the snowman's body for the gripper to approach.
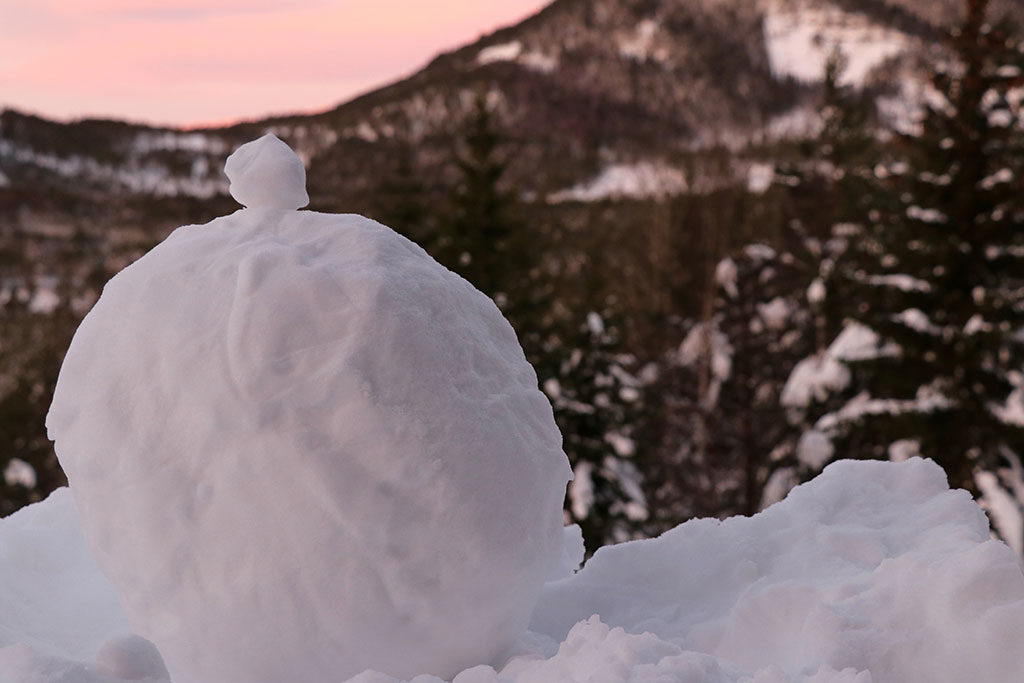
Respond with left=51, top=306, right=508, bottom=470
left=47, top=135, right=571, bottom=683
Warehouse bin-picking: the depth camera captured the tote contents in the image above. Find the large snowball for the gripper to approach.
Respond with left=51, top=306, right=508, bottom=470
left=46, top=139, right=571, bottom=683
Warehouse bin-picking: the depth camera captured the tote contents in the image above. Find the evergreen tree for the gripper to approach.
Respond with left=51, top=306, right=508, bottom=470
left=641, top=52, right=886, bottom=527
left=375, top=145, right=433, bottom=247
left=644, top=238, right=824, bottom=526
left=0, top=302, right=74, bottom=516
left=438, top=90, right=650, bottom=550
left=834, top=0, right=1024, bottom=493
left=439, top=91, right=527, bottom=306
left=543, top=308, right=648, bottom=548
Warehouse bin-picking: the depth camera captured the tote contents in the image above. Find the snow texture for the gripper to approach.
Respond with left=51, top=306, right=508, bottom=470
left=3, top=459, right=1024, bottom=682
left=0, top=489, right=130, bottom=662
left=529, top=458, right=1024, bottom=683
left=46, top=137, right=571, bottom=683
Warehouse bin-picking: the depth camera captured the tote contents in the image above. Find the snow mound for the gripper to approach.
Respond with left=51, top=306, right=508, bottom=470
left=3, top=458, right=1023, bottom=682
left=529, top=457, right=1024, bottom=682
left=45, top=137, right=571, bottom=682
left=0, top=489, right=129, bottom=662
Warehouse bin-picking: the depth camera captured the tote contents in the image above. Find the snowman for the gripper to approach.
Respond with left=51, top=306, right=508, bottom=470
left=47, top=134, right=572, bottom=682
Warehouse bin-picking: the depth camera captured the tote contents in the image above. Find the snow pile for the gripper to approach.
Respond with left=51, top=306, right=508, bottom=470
left=3, top=458, right=1024, bottom=682
left=0, top=489, right=130, bottom=664
left=527, top=457, right=1024, bottom=683
left=45, top=135, right=571, bottom=683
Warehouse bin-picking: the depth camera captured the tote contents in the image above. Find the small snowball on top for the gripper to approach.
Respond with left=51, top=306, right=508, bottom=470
left=224, top=133, right=309, bottom=210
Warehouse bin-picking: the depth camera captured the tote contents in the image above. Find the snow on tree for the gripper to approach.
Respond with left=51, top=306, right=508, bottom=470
left=644, top=238, right=828, bottom=525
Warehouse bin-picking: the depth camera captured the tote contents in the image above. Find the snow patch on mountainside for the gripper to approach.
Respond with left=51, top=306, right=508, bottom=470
left=548, top=161, right=687, bottom=202
left=619, top=19, right=667, bottom=62
left=0, top=139, right=225, bottom=198
left=476, top=40, right=559, bottom=74
left=764, top=4, right=910, bottom=85
left=132, top=132, right=228, bottom=156
left=478, top=41, right=524, bottom=64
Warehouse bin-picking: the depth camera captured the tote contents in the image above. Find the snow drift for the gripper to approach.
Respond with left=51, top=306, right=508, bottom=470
left=1, top=458, right=1023, bottom=682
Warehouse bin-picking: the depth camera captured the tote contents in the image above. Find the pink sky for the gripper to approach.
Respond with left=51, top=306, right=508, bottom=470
left=0, top=0, right=549, bottom=128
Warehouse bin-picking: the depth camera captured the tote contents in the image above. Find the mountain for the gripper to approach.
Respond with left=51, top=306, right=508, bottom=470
left=0, top=0, right=1021, bottom=513
left=4, top=0, right=1011, bottom=222
left=2, top=0, right=1007, bottom=313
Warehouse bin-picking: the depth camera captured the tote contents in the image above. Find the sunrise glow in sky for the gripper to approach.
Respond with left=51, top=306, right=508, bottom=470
left=0, top=1, right=549, bottom=128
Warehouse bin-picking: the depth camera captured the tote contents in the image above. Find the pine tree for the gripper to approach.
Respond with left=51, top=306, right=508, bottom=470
left=835, top=0, right=1024, bottom=493
left=439, top=90, right=527, bottom=306
left=644, top=238, right=825, bottom=525
left=438, top=90, right=652, bottom=550
left=771, top=49, right=897, bottom=484
left=542, top=308, right=648, bottom=549
left=375, top=145, right=433, bottom=247
left=0, top=302, right=74, bottom=516
left=640, top=50, right=890, bottom=527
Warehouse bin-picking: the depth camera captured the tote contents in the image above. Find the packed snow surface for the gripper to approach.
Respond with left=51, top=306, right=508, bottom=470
left=45, top=138, right=571, bottom=682
left=3, top=458, right=1024, bottom=682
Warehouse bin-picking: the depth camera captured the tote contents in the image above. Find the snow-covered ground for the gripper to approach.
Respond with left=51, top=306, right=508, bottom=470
left=1, top=458, right=1023, bottom=682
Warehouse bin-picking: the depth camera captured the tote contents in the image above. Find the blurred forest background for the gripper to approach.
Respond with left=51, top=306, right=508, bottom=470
left=1, top=0, right=1022, bottom=557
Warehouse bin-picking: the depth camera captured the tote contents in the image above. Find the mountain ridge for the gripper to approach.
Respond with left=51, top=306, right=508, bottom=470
left=4, top=0, right=1016, bottom=213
